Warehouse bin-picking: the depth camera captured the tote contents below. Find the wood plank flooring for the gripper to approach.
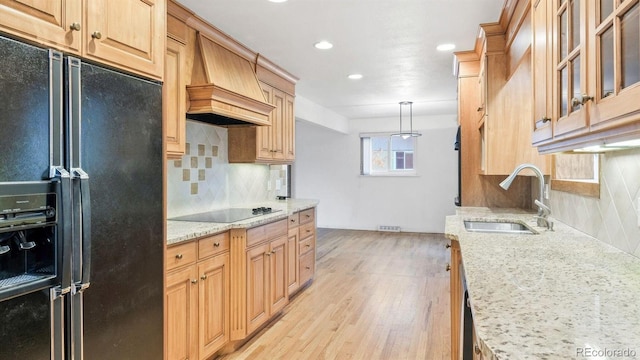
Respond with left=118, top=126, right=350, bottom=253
left=216, top=229, right=451, bottom=360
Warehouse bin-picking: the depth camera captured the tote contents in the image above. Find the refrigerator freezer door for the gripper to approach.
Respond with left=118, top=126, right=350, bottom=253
left=0, top=35, right=66, bottom=360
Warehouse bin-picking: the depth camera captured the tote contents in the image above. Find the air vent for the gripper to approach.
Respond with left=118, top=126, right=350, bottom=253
left=378, top=225, right=401, bottom=232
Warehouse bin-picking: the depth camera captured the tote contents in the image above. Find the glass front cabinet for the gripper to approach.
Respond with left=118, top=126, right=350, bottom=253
left=533, top=0, right=640, bottom=153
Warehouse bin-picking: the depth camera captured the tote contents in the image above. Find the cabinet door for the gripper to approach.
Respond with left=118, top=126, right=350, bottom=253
left=84, top=0, right=164, bottom=79
left=246, top=243, right=269, bottom=334
left=270, top=88, right=286, bottom=161
left=287, top=227, right=299, bottom=295
left=198, top=254, right=230, bottom=359
left=284, top=94, right=296, bottom=161
left=269, top=235, right=288, bottom=314
left=257, top=84, right=273, bottom=159
left=552, top=0, right=588, bottom=138
left=164, top=37, right=187, bottom=159
left=588, top=1, right=640, bottom=131
left=166, top=265, right=198, bottom=360
left=0, top=0, right=82, bottom=53
left=449, top=241, right=462, bottom=360
left=532, top=0, right=553, bottom=144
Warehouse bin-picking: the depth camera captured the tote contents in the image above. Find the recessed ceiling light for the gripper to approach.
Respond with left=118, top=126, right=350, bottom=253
left=348, top=74, right=363, bottom=80
left=314, top=41, right=333, bottom=50
left=436, top=43, right=456, bottom=51
left=268, top=0, right=287, bottom=2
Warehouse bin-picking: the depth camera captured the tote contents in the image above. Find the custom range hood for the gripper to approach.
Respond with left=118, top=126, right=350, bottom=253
left=186, top=33, right=274, bottom=126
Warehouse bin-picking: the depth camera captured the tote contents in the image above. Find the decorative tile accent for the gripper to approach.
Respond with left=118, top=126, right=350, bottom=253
left=166, top=120, right=288, bottom=218
left=174, top=160, right=182, bottom=167
left=198, top=144, right=205, bottom=156
left=550, top=148, right=640, bottom=257
left=185, top=143, right=191, bottom=155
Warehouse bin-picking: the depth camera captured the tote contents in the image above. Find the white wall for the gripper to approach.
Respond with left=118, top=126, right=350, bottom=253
left=293, top=115, right=459, bottom=233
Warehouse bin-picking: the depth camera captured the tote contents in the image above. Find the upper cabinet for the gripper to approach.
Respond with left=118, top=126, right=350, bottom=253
left=228, top=55, right=297, bottom=164
left=0, top=0, right=165, bottom=80
left=455, top=3, right=549, bottom=176
left=533, top=0, right=640, bottom=153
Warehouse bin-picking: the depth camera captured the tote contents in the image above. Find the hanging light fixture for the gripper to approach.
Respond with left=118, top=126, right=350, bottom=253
left=391, top=101, right=422, bottom=139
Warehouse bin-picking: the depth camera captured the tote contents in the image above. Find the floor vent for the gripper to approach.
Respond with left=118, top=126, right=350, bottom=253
left=378, top=225, right=401, bottom=232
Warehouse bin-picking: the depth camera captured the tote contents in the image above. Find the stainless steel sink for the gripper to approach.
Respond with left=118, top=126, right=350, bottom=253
left=463, top=220, right=536, bottom=235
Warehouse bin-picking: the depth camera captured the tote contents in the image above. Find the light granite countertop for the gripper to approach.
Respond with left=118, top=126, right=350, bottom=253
left=445, top=207, right=640, bottom=360
left=166, top=199, right=319, bottom=245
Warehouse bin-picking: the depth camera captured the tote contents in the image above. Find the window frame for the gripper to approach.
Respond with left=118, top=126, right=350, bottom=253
left=550, top=153, right=600, bottom=197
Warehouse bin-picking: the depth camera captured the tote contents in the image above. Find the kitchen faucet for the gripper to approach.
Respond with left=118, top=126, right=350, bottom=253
left=499, top=163, right=553, bottom=230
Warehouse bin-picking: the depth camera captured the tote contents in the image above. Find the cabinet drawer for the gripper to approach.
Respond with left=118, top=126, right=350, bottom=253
left=166, top=241, right=197, bottom=271
left=198, top=232, right=230, bottom=260
left=265, top=219, right=287, bottom=240
left=299, top=235, right=315, bottom=256
left=288, top=213, right=299, bottom=228
left=299, top=251, right=315, bottom=284
left=299, top=221, right=315, bottom=240
left=247, top=225, right=266, bottom=248
left=299, top=208, right=315, bottom=224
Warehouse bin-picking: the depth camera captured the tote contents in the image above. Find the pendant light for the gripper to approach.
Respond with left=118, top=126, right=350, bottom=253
left=391, top=101, right=421, bottom=139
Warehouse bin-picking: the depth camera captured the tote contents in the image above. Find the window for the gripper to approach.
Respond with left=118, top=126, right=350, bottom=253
left=361, top=133, right=417, bottom=175
left=551, top=153, right=600, bottom=197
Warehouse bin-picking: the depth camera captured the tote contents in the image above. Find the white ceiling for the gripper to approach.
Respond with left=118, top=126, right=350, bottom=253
left=178, top=0, right=505, bottom=119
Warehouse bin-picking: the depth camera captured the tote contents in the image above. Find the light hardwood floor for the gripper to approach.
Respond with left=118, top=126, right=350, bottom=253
left=217, top=229, right=452, bottom=360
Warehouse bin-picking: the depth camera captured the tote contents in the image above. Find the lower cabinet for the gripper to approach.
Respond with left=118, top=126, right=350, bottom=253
left=448, top=239, right=463, bottom=360
left=166, top=232, right=230, bottom=360
left=245, top=222, right=289, bottom=335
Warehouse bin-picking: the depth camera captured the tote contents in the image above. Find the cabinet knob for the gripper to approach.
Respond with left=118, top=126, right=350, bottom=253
left=446, top=264, right=451, bottom=272
left=445, top=243, right=451, bottom=249
left=306, top=215, right=311, bottom=218
left=477, top=106, right=484, bottom=112
left=290, top=219, right=296, bottom=222
left=541, top=117, right=551, bottom=123
left=213, top=242, right=220, bottom=247
left=266, top=252, right=271, bottom=256
left=201, top=275, right=207, bottom=280
left=92, top=31, right=102, bottom=40
left=305, top=266, right=311, bottom=270
left=271, top=250, right=276, bottom=254
left=70, top=22, right=81, bottom=31
left=190, top=279, right=197, bottom=284
left=175, top=254, right=183, bottom=259
left=306, top=244, right=311, bottom=248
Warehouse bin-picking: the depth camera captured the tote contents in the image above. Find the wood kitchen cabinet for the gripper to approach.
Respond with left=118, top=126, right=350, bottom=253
left=286, top=213, right=301, bottom=295
left=531, top=0, right=553, bottom=145
left=164, top=5, right=195, bottom=159
left=0, top=0, right=165, bottom=80
left=298, top=208, right=316, bottom=285
left=533, top=1, right=640, bottom=153
left=166, top=232, right=230, bottom=360
left=448, top=240, right=463, bottom=360
left=245, top=220, right=288, bottom=335
left=228, top=55, right=297, bottom=164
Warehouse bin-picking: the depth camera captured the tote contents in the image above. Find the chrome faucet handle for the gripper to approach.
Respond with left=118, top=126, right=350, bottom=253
left=534, top=199, right=551, bottom=217
left=534, top=215, right=554, bottom=231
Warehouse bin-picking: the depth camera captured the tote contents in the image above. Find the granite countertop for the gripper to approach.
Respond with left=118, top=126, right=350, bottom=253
left=445, top=207, right=640, bottom=360
left=166, top=199, right=319, bottom=245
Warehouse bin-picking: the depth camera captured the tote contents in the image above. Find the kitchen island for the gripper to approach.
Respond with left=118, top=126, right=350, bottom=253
left=445, top=208, right=640, bottom=360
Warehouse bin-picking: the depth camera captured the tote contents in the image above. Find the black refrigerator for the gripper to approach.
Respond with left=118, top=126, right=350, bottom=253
left=0, top=34, right=163, bottom=360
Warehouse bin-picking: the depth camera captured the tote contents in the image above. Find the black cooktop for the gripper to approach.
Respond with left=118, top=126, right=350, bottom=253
left=169, top=207, right=279, bottom=223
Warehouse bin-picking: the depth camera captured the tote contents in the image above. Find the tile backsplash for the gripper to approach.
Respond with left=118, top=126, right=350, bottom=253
left=550, top=148, right=640, bottom=258
left=167, top=120, right=288, bottom=218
